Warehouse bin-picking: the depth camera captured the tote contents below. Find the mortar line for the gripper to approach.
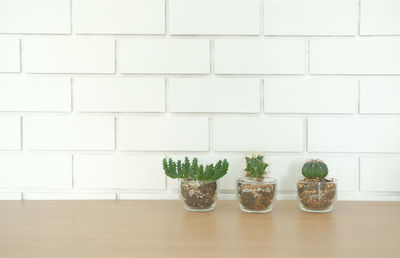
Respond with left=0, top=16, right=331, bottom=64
left=71, top=155, right=74, bottom=188
left=20, top=116, right=23, bottom=151
left=260, top=79, right=264, bottom=114
left=164, top=78, right=168, bottom=113
left=19, top=38, right=23, bottom=73
left=260, top=0, right=264, bottom=37
left=358, top=0, right=361, bottom=36
left=70, top=0, right=73, bottom=34
left=114, top=116, right=117, bottom=151
left=210, top=40, right=215, bottom=75
left=70, top=78, right=73, bottom=112
left=305, top=118, right=308, bottom=153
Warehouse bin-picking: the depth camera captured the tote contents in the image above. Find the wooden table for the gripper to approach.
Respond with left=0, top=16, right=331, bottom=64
left=0, top=200, right=399, bottom=258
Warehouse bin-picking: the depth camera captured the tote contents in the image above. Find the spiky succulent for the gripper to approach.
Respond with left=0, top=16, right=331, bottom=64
left=302, top=159, right=328, bottom=179
left=245, top=155, right=269, bottom=178
left=162, top=157, right=229, bottom=183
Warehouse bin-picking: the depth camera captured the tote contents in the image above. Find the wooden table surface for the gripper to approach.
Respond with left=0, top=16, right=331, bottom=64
left=0, top=200, right=399, bottom=258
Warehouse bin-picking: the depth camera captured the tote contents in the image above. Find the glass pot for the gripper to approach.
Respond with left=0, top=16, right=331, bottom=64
left=179, top=179, right=218, bottom=212
left=236, top=176, right=277, bottom=213
left=297, top=178, right=337, bottom=213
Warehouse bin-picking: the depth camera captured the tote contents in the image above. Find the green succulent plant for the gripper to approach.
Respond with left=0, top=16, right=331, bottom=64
left=245, top=155, right=269, bottom=178
left=162, top=157, right=229, bottom=183
left=302, top=159, right=328, bottom=179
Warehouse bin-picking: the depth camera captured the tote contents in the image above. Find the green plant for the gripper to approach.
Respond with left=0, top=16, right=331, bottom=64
left=302, top=159, right=328, bottom=179
left=245, top=155, right=269, bottom=178
left=162, top=157, right=229, bottom=183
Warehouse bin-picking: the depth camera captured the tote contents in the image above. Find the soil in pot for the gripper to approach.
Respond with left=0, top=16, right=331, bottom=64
left=297, top=178, right=336, bottom=211
left=238, top=181, right=276, bottom=212
left=180, top=180, right=217, bottom=210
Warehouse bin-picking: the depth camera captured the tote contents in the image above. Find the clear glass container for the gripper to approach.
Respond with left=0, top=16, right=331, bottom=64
left=179, top=179, right=219, bottom=212
left=236, top=176, right=277, bottom=213
left=297, top=178, right=337, bottom=213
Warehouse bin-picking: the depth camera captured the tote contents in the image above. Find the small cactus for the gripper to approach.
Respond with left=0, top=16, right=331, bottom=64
left=245, top=155, right=269, bottom=178
left=302, top=159, right=328, bottom=179
left=162, top=157, right=229, bottom=183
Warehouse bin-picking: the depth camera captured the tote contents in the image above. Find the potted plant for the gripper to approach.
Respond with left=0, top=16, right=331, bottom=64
left=236, top=155, right=277, bottom=213
left=163, top=157, right=229, bottom=211
left=297, top=159, right=337, bottom=213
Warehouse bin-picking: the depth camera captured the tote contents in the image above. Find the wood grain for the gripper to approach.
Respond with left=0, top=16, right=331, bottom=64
left=0, top=200, right=399, bottom=258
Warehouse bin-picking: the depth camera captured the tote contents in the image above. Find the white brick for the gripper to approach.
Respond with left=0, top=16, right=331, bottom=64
left=264, top=78, right=357, bottom=113
left=24, top=192, right=116, bottom=200
left=0, top=38, right=19, bottom=72
left=169, top=0, right=260, bottom=35
left=361, top=157, right=400, bottom=192
left=74, top=78, right=165, bottom=112
left=120, top=39, right=210, bottom=74
left=118, top=117, right=209, bottom=151
left=169, top=78, right=260, bottom=113
left=308, top=117, right=400, bottom=152
left=0, top=77, right=71, bottom=111
left=74, top=155, right=165, bottom=189
left=264, top=0, right=358, bottom=35
left=0, top=116, right=20, bottom=150
left=0, top=193, right=21, bottom=200
left=310, top=39, right=400, bottom=74
left=360, top=78, right=400, bottom=114
left=360, top=0, right=400, bottom=35
left=75, top=0, right=164, bottom=34
left=215, top=39, right=305, bottom=74
left=24, top=116, right=114, bottom=150
left=24, top=38, right=115, bottom=73
left=0, top=0, right=70, bottom=33
left=213, top=117, right=303, bottom=151
left=0, top=155, right=71, bottom=188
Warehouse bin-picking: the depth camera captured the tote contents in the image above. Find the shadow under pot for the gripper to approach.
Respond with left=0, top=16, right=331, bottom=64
left=297, top=178, right=337, bottom=213
left=179, top=179, right=218, bottom=212
left=236, top=176, right=277, bottom=213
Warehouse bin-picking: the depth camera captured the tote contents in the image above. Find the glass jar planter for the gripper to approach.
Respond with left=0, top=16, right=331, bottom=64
left=236, top=176, right=277, bottom=213
left=179, top=179, right=218, bottom=211
left=297, top=178, right=337, bottom=213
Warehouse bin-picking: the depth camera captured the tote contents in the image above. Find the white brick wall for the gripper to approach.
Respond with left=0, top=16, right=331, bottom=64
left=24, top=38, right=115, bottom=73
left=169, top=0, right=260, bottom=35
left=0, top=0, right=70, bottom=34
left=0, top=155, right=72, bottom=188
left=74, top=155, right=165, bottom=189
left=0, top=38, right=20, bottom=72
left=264, top=0, right=358, bottom=35
left=0, top=0, right=399, bottom=201
left=119, top=39, right=209, bottom=74
left=360, top=0, right=400, bottom=35
left=0, top=116, right=20, bottom=150
left=215, top=39, right=305, bottom=74
left=169, top=78, right=260, bottom=113
left=0, top=77, right=71, bottom=111
left=264, top=78, right=357, bottom=113
left=213, top=117, right=304, bottom=152
left=24, top=116, right=115, bottom=150
left=73, top=78, right=165, bottom=112
left=360, top=78, right=400, bottom=114
left=117, top=116, right=209, bottom=151
left=310, top=39, right=400, bottom=74
left=74, top=0, right=165, bottom=34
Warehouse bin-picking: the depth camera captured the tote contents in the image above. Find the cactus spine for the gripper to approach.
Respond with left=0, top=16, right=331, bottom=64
left=245, top=155, right=269, bottom=178
left=302, top=159, right=328, bottom=179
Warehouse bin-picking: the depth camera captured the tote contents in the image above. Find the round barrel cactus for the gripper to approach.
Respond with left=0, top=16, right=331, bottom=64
left=302, top=159, right=328, bottom=179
